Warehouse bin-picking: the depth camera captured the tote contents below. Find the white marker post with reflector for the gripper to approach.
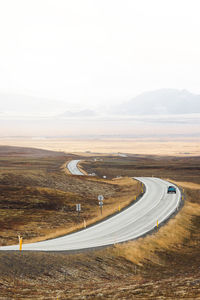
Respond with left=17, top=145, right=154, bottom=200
left=76, top=204, right=81, bottom=216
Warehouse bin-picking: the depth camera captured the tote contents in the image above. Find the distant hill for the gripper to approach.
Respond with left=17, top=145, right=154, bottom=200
left=0, top=94, right=97, bottom=118
left=0, top=145, right=66, bottom=157
left=111, top=89, right=200, bottom=115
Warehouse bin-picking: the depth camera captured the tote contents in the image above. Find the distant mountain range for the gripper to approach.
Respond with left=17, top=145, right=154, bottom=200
left=1, top=89, right=200, bottom=137
left=1, top=89, right=200, bottom=119
left=110, top=89, right=200, bottom=115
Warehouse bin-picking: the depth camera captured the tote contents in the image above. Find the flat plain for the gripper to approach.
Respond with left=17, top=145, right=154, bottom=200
left=0, top=137, right=200, bottom=156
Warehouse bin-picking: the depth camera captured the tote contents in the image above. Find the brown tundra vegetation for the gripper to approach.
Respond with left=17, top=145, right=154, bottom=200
left=0, top=146, right=200, bottom=299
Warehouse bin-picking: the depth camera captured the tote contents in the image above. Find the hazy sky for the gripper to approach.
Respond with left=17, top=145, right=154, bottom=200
left=0, top=0, right=200, bottom=109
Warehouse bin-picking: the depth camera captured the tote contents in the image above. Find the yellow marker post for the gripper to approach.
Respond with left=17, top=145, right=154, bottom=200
left=18, top=236, right=23, bottom=251
left=157, top=220, right=159, bottom=228
left=18, top=235, right=20, bottom=249
left=118, top=205, right=121, bottom=212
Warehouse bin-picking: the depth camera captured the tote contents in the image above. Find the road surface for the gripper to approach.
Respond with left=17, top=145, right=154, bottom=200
left=67, top=159, right=84, bottom=175
left=0, top=177, right=181, bottom=251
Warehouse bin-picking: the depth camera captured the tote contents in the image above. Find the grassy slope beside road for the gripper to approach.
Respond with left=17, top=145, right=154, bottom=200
left=0, top=146, right=140, bottom=246
left=81, top=154, right=200, bottom=183
left=0, top=193, right=199, bottom=299
left=0, top=147, right=200, bottom=299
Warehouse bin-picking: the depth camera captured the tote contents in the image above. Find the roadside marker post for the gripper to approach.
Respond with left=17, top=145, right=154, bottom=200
left=18, top=235, right=23, bottom=251
left=118, top=205, right=121, bottom=212
left=157, top=220, right=159, bottom=228
left=20, top=238, right=23, bottom=251
left=76, top=204, right=81, bottom=216
left=99, top=201, right=103, bottom=215
left=98, top=195, right=104, bottom=215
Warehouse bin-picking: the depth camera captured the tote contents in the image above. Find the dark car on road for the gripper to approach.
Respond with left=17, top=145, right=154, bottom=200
left=167, top=186, right=176, bottom=194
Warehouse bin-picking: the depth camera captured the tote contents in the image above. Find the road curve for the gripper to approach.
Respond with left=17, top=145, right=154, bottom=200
left=67, top=159, right=84, bottom=175
left=0, top=177, right=181, bottom=251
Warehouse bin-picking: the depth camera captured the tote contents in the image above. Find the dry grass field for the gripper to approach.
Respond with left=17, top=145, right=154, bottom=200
left=82, top=154, right=200, bottom=183
left=0, top=145, right=200, bottom=299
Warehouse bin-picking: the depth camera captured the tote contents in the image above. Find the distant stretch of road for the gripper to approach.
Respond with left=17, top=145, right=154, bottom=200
left=0, top=177, right=181, bottom=251
left=67, top=159, right=84, bottom=175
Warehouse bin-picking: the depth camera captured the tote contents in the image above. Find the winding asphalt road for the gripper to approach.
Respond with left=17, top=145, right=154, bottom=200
left=67, top=159, right=84, bottom=175
left=0, top=175, right=181, bottom=251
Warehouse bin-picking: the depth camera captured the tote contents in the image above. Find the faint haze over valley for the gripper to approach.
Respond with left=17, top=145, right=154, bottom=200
left=0, top=89, right=200, bottom=138
left=0, top=1, right=200, bottom=140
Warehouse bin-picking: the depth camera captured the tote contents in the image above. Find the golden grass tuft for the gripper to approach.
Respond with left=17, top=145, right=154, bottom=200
left=113, top=201, right=200, bottom=266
